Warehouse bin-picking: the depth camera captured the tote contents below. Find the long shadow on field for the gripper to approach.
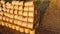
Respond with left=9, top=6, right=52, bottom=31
left=36, top=0, right=50, bottom=34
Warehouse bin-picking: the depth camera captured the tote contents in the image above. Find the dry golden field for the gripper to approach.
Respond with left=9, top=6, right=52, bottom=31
left=0, top=0, right=60, bottom=34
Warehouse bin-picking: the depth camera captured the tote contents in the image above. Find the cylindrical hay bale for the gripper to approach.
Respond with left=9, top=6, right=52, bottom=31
left=3, top=16, right=6, bottom=21
left=18, top=16, right=22, bottom=20
left=29, top=7, right=34, bottom=12
left=14, top=10, right=18, bottom=14
left=14, top=15, right=19, bottom=19
left=19, top=27, right=24, bottom=32
left=6, top=2, right=10, bottom=6
left=24, top=2, right=29, bottom=6
left=9, top=9, right=14, bottom=14
left=22, top=17, right=27, bottom=22
left=1, top=22, right=5, bottom=26
left=5, top=13, right=13, bottom=18
left=4, top=12, right=8, bottom=16
left=8, top=24, right=12, bottom=28
left=14, top=6, right=18, bottom=10
left=2, top=4, right=5, bottom=8
left=5, top=6, right=9, bottom=9
left=18, top=6, right=23, bottom=11
left=12, top=25, right=16, bottom=30
left=19, top=1, right=23, bottom=6
left=28, top=1, right=34, bottom=6
left=12, top=1, right=16, bottom=5
left=28, top=12, right=34, bottom=17
left=9, top=18, right=13, bottom=23
left=0, top=0, right=5, bottom=4
left=27, top=23, right=33, bottom=29
left=15, top=26, right=20, bottom=31
left=29, top=30, right=35, bottom=34
left=25, top=28, right=29, bottom=34
left=24, top=1, right=34, bottom=7
left=15, top=1, right=19, bottom=6
left=18, top=11, right=23, bottom=16
left=6, top=2, right=9, bottom=6
left=17, top=21, right=22, bottom=26
left=24, top=7, right=28, bottom=11
left=0, top=15, right=2, bottom=20
left=8, top=5, right=11, bottom=9
left=10, top=5, right=13, bottom=9
left=23, top=12, right=28, bottom=16
left=7, top=6, right=11, bottom=9
left=28, top=17, right=34, bottom=23
left=5, top=17, right=9, bottom=22
left=3, top=8, right=6, bottom=12
left=0, top=7, right=2, bottom=11
left=0, top=11, right=3, bottom=16
left=6, top=9, right=10, bottom=13
left=14, top=20, right=18, bottom=25
left=6, top=2, right=11, bottom=9
left=8, top=14, right=14, bottom=18
left=13, top=1, right=18, bottom=6
left=14, top=1, right=17, bottom=5
left=5, top=23, right=9, bottom=27
left=21, top=22, right=27, bottom=27
left=6, top=6, right=9, bottom=9
left=8, top=3, right=11, bottom=6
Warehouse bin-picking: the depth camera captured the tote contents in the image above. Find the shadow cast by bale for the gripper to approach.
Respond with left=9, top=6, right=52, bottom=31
left=35, top=0, right=50, bottom=34
left=39, top=0, right=50, bottom=23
